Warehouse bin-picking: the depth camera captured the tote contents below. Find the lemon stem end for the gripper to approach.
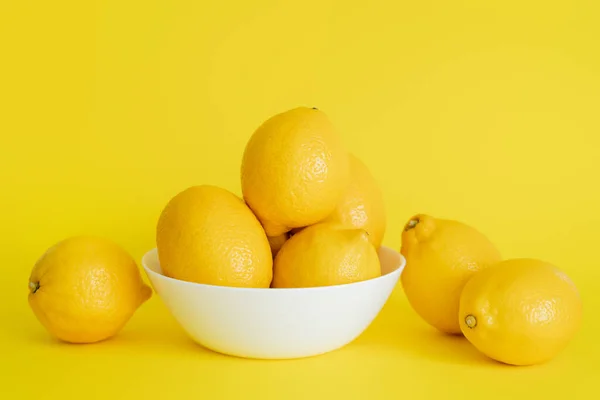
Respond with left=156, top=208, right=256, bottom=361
left=405, top=218, right=419, bottom=231
left=29, top=281, right=40, bottom=294
left=465, top=314, right=477, bottom=329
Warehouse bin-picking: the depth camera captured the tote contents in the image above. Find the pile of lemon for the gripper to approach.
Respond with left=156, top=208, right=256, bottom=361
left=155, top=107, right=385, bottom=289
left=27, top=106, right=582, bottom=367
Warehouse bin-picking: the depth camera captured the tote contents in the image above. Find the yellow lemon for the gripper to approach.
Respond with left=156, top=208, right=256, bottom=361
left=272, top=222, right=381, bottom=288
left=28, top=236, right=152, bottom=344
left=321, top=153, right=386, bottom=248
left=459, top=258, right=583, bottom=366
left=400, top=214, right=502, bottom=334
left=241, top=106, right=350, bottom=238
left=156, top=185, right=272, bottom=288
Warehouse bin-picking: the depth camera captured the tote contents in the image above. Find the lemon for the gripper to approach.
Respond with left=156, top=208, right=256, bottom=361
left=156, top=185, right=273, bottom=288
left=272, top=222, right=381, bottom=288
left=321, top=154, right=386, bottom=248
left=241, top=107, right=350, bottom=238
left=459, top=258, right=583, bottom=366
left=400, top=214, right=502, bottom=334
left=28, top=236, right=152, bottom=344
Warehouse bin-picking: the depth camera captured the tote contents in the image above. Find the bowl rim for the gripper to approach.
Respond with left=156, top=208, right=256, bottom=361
left=141, top=246, right=406, bottom=293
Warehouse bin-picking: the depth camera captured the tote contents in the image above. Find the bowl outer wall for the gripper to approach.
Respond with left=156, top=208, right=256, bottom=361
left=141, top=246, right=405, bottom=359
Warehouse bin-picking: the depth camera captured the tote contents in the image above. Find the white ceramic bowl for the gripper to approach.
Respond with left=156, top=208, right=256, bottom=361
left=141, top=246, right=406, bottom=360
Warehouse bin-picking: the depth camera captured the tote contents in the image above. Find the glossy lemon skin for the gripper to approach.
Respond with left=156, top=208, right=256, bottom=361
left=272, top=222, right=381, bottom=288
left=400, top=214, right=502, bottom=334
left=321, top=154, right=386, bottom=248
left=241, top=107, right=350, bottom=237
left=459, top=258, right=583, bottom=366
left=156, top=185, right=273, bottom=288
left=28, top=236, right=152, bottom=344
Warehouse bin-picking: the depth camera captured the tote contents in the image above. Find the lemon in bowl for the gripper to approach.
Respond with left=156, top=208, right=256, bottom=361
left=141, top=243, right=404, bottom=359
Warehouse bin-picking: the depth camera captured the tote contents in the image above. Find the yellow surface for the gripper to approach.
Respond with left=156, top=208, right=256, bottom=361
left=1, top=0, right=599, bottom=398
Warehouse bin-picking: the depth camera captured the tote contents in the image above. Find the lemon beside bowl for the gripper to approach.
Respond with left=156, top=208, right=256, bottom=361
left=141, top=246, right=405, bottom=360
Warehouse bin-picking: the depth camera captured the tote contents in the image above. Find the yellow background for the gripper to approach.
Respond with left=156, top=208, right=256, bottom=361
left=1, top=0, right=599, bottom=398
